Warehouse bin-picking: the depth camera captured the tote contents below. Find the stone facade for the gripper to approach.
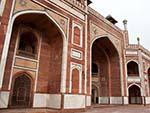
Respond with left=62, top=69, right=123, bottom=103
left=0, top=0, right=150, bottom=111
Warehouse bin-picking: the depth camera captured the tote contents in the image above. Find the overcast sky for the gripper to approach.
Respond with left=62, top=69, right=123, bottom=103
left=90, top=0, right=150, bottom=50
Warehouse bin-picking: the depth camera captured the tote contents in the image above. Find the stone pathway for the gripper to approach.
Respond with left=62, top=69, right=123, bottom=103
left=77, top=105, right=150, bottom=113
left=1, top=105, right=150, bottom=113
left=0, top=109, right=60, bottom=113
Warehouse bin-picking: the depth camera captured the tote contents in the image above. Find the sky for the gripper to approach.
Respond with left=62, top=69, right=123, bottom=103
left=90, top=0, right=150, bottom=50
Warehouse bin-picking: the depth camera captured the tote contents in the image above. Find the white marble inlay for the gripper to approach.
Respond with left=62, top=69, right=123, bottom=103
left=0, top=91, right=9, bottom=108
left=64, top=94, right=85, bottom=109
left=71, top=49, right=82, bottom=60
left=126, top=51, right=138, bottom=55
left=33, top=93, right=61, bottom=108
left=128, top=76, right=141, bottom=83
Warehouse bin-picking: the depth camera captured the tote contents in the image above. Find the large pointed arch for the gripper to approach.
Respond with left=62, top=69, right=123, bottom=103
left=90, top=36, right=121, bottom=104
left=0, top=10, right=68, bottom=93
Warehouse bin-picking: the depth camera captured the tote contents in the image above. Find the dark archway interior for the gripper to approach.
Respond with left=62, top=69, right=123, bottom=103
left=92, top=37, right=121, bottom=97
left=18, top=32, right=38, bottom=58
left=92, top=85, right=99, bottom=104
left=92, top=63, right=98, bottom=76
left=148, top=68, right=150, bottom=76
left=148, top=68, right=150, bottom=94
left=129, top=85, right=142, bottom=104
left=11, top=74, right=32, bottom=108
left=127, top=61, right=139, bottom=76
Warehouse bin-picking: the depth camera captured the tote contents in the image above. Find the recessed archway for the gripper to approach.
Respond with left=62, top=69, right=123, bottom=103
left=17, top=30, right=38, bottom=59
left=92, top=63, right=98, bottom=76
left=128, top=85, right=142, bottom=104
left=10, top=73, right=33, bottom=108
left=91, top=84, right=99, bottom=104
left=2, top=11, right=68, bottom=108
left=91, top=37, right=121, bottom=104
left=1, top=11, right=67, bottom=94
left=14, top=13, right=63, bottom=93
left=127, top=61, right=139, bottom=76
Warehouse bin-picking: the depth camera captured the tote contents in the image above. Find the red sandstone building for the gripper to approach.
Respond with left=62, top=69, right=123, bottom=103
left=0, top=0, right=150, bottom=111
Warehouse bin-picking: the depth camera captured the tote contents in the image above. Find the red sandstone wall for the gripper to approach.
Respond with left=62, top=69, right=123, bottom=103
left=0, top=1, right=13, bottom=62
left=2, top=0, right=87, bottom=95
left=37, top=32, right=63, bottom=93
left=88, top=11, right=125, bottom=96
left=2, top=26, right=18, bottom=90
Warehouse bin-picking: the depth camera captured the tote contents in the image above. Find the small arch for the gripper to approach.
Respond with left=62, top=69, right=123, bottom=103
left=126, top=59, right=138, bottom=64
left=128, top=85, right=142, bottom=104
left=74, top=26, right=81, bottom=45
left=127, top=61, right=139, bottom=76
left=12, top=71, right=34, bottom=80
left=72, top=68, right=80, bottom=94
left=17, top=31, right=38, bottom=59
left=72, top=23, right=82, bottom=47
left=91, top=84, right=99, bottom=104
left=128, top=83, right=141, bottom=90
left=9, top=72, right=34, bottom=108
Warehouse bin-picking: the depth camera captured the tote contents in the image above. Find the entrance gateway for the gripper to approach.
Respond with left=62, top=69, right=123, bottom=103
left=91, top=37, right=121, bottom=104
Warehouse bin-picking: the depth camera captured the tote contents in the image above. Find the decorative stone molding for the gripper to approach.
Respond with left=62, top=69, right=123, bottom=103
left=61, top=0, right=86, bottom=12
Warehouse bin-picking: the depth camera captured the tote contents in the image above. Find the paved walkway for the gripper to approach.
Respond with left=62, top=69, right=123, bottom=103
left=0, top=109, right=59, bottom=113
left=1, top=105, right=150, bottom=113
left=77, top=105, right=150, bottom=113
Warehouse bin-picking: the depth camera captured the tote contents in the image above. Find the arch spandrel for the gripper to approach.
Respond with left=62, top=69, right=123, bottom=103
left=14, top=0, right=45, bottom=13
left=90, top=23, right=122, bottom=57
left=12, top=69, right=36, bottom=80
left=90, top=23, right=107, bottom=41
left=13, top=0, right=68, bottom=38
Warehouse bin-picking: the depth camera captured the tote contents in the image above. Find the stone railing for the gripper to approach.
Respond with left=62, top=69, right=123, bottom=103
left=61, top=0, right=86, bottom=12
left=127, top=44, right=150, bottom=57
left=140, top=45, right=150, bottom=57
left=127, top=44, right=139, bottom=49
